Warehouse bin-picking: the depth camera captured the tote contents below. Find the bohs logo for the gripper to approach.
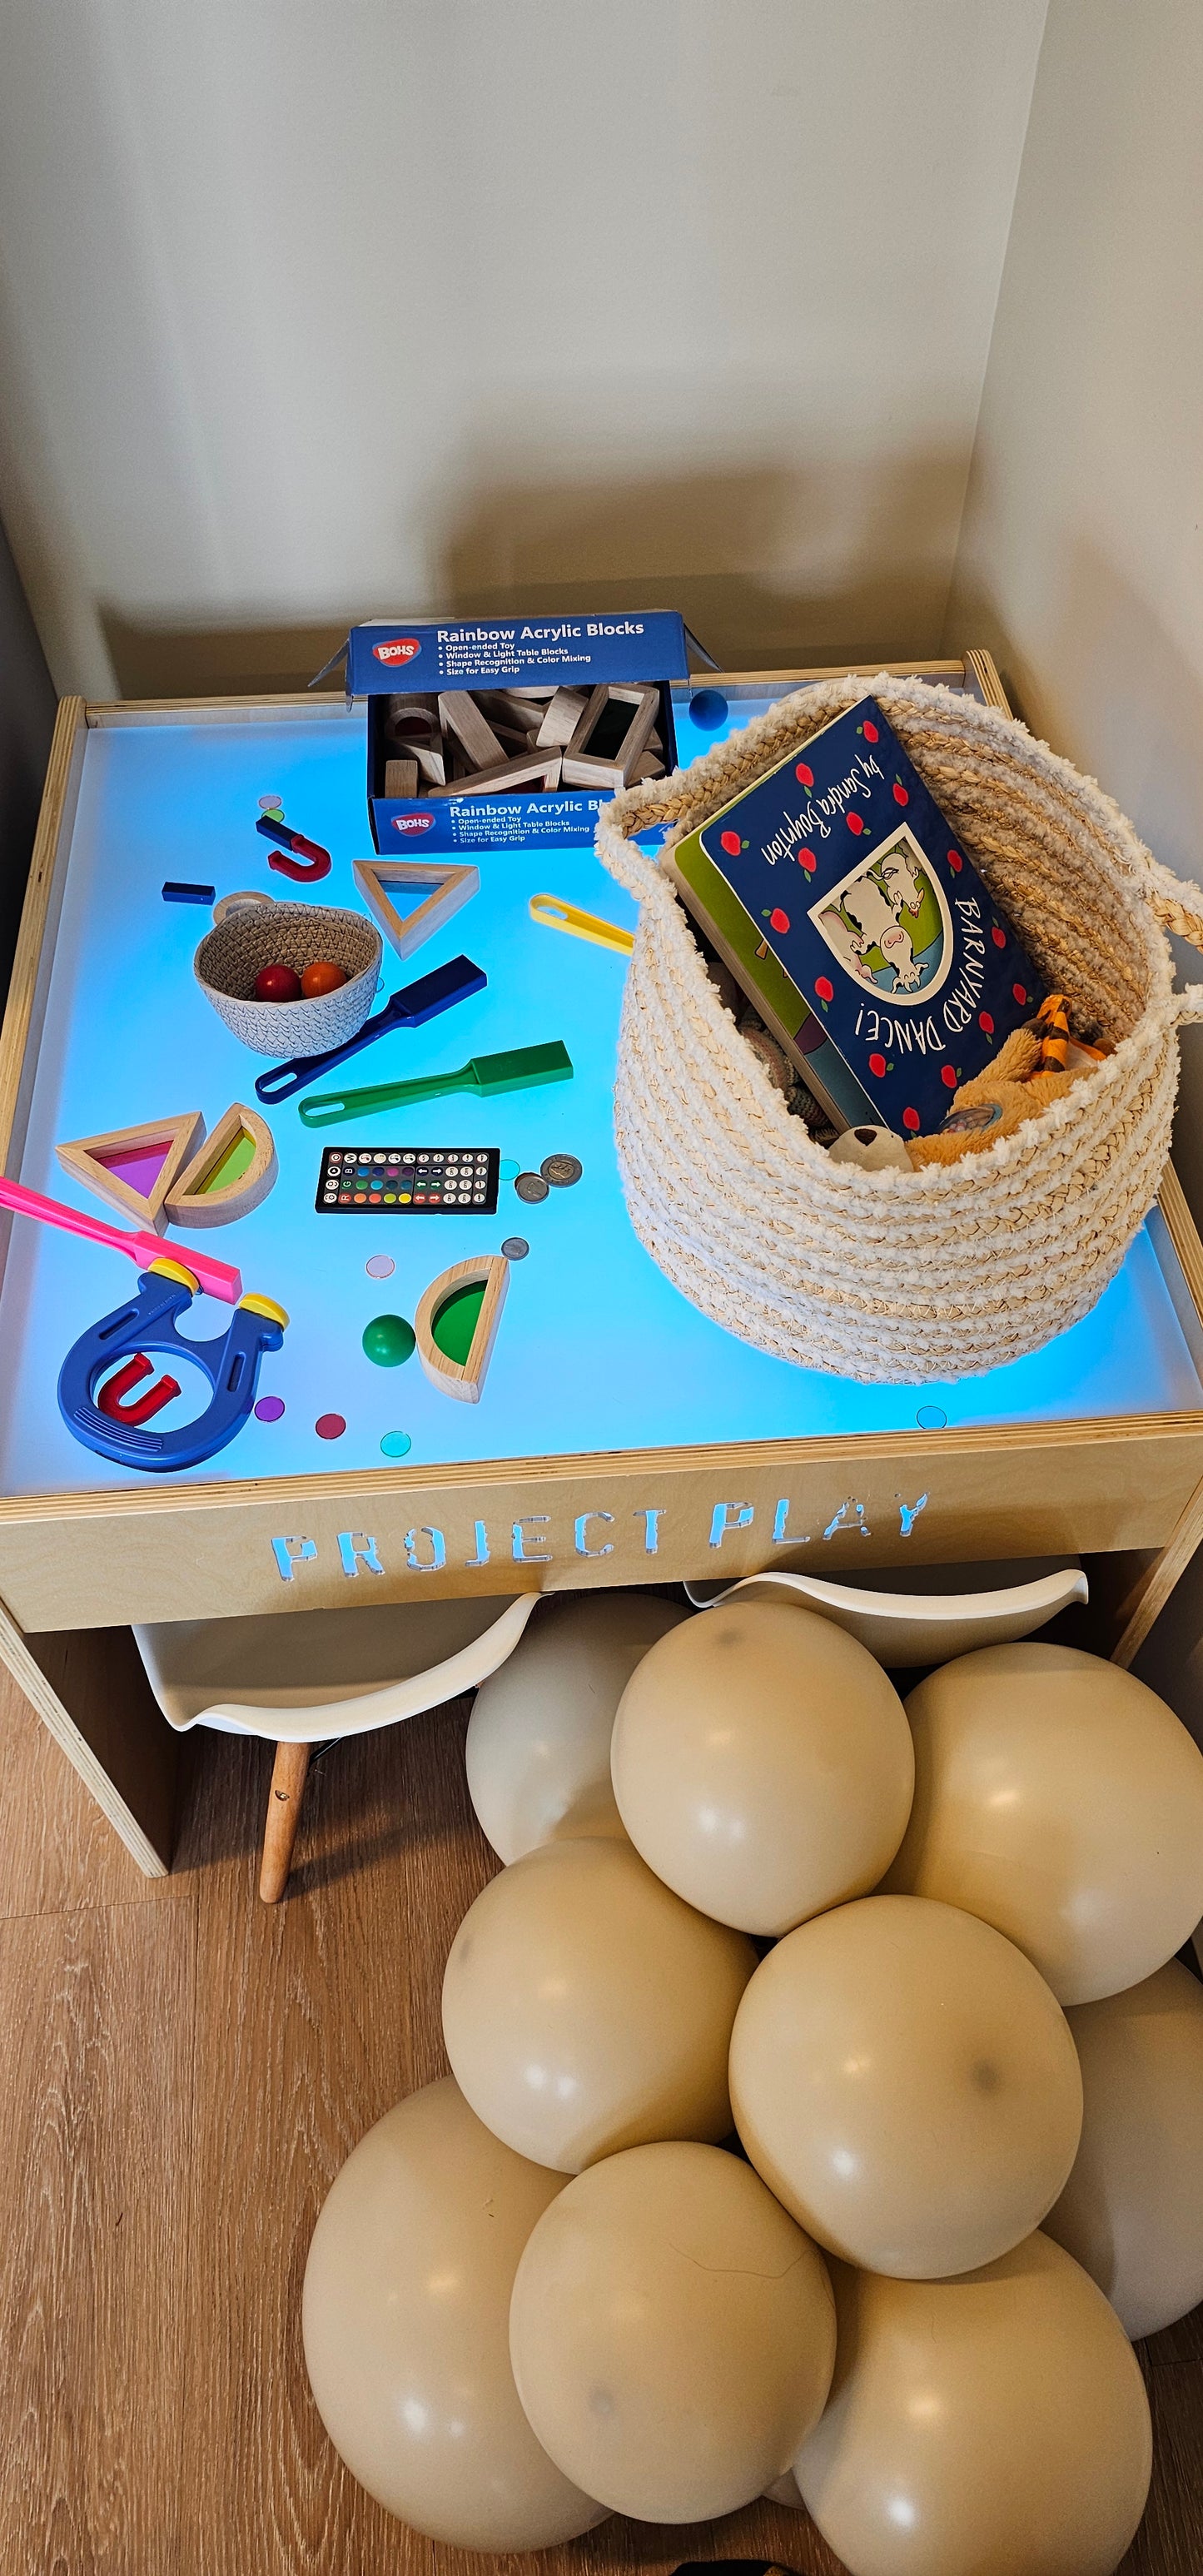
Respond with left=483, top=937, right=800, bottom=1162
left=392, top=810, right=435, bottom=834
left=372, top=636, right=421, bottom=665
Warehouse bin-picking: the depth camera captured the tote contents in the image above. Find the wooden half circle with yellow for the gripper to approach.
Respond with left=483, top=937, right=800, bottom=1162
left=415, top=1252, right=510, bottom=1404
left=163, top=1102, right=277, bottom=1230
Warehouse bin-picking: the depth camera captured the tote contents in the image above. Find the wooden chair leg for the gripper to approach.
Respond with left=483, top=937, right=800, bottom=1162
left=260, top=1741, right=311, bottom=1903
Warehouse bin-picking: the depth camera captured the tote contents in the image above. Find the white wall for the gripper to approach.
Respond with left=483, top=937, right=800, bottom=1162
left=944, top=0, right=1203, bottom=1723
left=0, top=0, right=1046, bottom=696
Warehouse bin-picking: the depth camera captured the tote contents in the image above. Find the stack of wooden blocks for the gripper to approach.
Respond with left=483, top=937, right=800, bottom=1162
left=382, top=684, right=666, bottom=802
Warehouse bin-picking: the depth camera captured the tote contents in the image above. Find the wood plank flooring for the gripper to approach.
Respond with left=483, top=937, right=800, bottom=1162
left=0, top=1663, right=1199, bottom=2576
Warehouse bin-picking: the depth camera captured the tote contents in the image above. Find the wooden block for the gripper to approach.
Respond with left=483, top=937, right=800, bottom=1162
left=438, top=691, right=505, bottom=773
left=383, top=758, right=419, bottom=798
left=163, top=1102, right=277, bottom=1230
left=56, top=1111, right=206, bottom=1234
left=634, top=753, right=665, bottom=780
left=474, top=691, right=547, bottom=735
left=426, top=748, right=563, bottom=800
left=351, top=858, right=480, bottom=962
left=535, top=687, right=589, bottom=750
left=385, top=692, right=439, bottom=738
left=409, top=741, right=445, bottom=787
left=415, top=1253, right=509, bottom=1404
left=562, top=683, right=661, bottom=788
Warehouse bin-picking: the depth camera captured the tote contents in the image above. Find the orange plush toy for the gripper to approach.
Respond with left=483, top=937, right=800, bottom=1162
left=907, top=998, right=1104, bottom=1170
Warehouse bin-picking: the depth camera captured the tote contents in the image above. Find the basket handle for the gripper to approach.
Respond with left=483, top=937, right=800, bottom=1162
left=1144, top=873, right=1203, bottom=1022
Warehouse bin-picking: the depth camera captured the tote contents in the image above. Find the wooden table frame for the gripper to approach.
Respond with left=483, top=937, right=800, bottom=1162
left=3, top=660, right=1203, bottom=1882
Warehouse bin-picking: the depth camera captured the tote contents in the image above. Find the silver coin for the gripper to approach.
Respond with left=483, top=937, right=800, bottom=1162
left=500, top=1236, right=529, bottom=1261
left=514, top=1171, right=549, bottom=1203
left=540, top=1153, right=583, bottom=1187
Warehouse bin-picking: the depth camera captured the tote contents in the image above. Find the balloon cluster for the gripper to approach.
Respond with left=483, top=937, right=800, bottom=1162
left=303, top=1592, right=1203, bottom=2574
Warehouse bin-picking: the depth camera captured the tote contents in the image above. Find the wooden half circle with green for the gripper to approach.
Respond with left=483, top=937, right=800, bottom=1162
left=415, top=1253, right=509, bottom=1405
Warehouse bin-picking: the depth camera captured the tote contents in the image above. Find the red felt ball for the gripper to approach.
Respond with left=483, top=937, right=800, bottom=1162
left=301, top=957, right=348, bottom=999
left=254, top=962, right=302, bottom=1002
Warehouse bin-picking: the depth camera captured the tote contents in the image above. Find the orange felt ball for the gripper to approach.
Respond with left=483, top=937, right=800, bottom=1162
left=301, top=957, right=348, bottom=998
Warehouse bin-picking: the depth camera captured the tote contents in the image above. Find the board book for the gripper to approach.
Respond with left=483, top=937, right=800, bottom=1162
left=666, top=696, right=1046, bottom=1136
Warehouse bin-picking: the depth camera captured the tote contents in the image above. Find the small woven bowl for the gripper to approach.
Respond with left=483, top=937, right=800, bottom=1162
left=193, top=900, right=382, bottom=1059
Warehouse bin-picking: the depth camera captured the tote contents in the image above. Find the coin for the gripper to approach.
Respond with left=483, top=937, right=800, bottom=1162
left=540, top=1153, right=583, bottom=1187
left=501, top=1237, right=529, bottom=1261
left=514, top=1171, right=549, bottom=1203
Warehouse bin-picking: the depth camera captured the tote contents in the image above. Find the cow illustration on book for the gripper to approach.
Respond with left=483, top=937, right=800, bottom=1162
left=809, top=824, right=953, bottom=1004
left=840, top=868, right=927, bottom=994
left=817, top=908, right=877, bottom=985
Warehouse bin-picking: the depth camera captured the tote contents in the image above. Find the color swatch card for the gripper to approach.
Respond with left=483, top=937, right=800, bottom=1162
left=316, top=1146, right=500, bottom=1212
left=667, top=696, right=1046, bottom=1135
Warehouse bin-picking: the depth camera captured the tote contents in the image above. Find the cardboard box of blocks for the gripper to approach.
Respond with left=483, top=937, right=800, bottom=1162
left=342, top=613, right=700, bottom=851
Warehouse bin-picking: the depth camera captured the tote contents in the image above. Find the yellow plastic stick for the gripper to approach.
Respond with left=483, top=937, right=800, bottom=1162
left=528, top=893, right=634, bottom=956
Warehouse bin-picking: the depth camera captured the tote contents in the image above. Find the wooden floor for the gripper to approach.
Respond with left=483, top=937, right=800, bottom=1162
left=0, top=1673, right=1201, bottom=2576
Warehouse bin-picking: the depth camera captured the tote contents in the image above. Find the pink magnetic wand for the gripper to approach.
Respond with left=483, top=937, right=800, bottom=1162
left=0, top=1176, right=243, bottom=1303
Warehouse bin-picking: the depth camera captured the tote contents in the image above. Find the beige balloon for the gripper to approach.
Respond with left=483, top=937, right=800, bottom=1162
left=1043, top=1958, right=1203, bottom=2338
left=442, top=1836, right=756, bottom=2171
left=611, top=1599, right=913, bottom=1932
left=794, top=2233, right=1151, bottom=2576
left=885, top=1641, right=1203, bottom=2003
left=301, top=2077, right=605, bottom=2550
left=509, top=2141, right=836, bottom=2522
left=465, top=1590, right=686, bottom=1862
left=730, top=1894, right=1082, bottom=2275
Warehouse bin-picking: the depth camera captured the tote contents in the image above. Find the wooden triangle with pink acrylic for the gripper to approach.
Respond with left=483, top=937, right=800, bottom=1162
left=55, top=1111, right=206, bottom=1233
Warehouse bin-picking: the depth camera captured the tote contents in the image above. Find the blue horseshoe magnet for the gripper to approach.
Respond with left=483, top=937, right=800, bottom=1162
left=57, top=1264, right=287, bottom=1473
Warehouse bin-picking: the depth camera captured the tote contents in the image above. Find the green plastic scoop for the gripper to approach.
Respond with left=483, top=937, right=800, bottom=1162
left=298, top=1037, right=573, bottom=1128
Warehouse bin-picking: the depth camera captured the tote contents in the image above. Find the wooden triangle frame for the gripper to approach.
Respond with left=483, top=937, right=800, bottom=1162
left=415, top=1253, right=509, bottom=1405
left=352, top=858, right=480, bottom=963
left=56, top=1111, right=206, bottom=1234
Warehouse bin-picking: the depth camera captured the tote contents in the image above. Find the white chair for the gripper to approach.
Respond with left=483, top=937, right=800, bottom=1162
left=134, top=1594, right=537, bottom=1900
left=134, top=1555, right=1087, bottom=1900
left=685, top=1555, right=1087, bottom=1665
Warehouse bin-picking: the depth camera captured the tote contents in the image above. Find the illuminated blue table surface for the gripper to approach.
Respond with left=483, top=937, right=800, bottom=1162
left=1, top=695, right=1200, bottom=1501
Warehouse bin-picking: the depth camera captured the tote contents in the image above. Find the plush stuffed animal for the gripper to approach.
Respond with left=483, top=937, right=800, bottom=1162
left=907, top=1001, right=1099, bottom=1170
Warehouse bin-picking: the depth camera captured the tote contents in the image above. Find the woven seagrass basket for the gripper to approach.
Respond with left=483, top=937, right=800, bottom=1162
left=194, top=900, right=381, bottom=1060
left=595, top=674, right=1203, bottom=1385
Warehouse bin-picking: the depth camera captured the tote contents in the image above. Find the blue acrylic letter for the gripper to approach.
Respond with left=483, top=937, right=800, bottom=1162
left=574, top=1511, right=614, bottom=1558
left=634, top=1507, right=663, bottom=1554
left=271, top=1535, right=316, bottom=1583
left=404, top=1525, right=446, bottom=1572
left=709, top=1502, right=754, bottom=1549
left=338, top=1531, right=384, bottom=1578
left=512, top=1517, right=551, bottom=1564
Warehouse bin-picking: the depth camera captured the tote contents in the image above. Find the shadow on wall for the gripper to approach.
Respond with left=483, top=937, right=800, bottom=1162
left=949, top=526, right=1203, bottom=1226
left=0, top=518, right=56, bottom=1006
left=100, top=446, right=971, bottom=698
